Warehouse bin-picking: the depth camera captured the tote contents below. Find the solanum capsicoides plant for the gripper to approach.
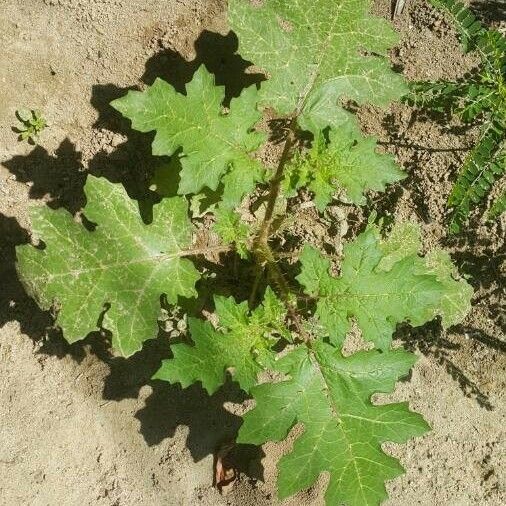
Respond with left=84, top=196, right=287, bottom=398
left=16, top=1, right=473, bottom=504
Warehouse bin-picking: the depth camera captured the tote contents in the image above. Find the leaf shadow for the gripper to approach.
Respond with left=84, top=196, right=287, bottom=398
left=469, top=0, right=506, bottom=26
left=0, top=214, right=54, bottom=339
left=0, top=28, right=268, bottom=481
left=397, top=320, right=496, bottom=410
left=141, top=30, right=265, bottom=105
left=2, top=139, right=87, bottom=215
left=1, top=26, right=265, bottom=342
left=34, top=326, right=264, bottom=477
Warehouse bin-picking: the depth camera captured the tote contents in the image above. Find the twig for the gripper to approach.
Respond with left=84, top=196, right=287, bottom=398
left=392, top=0, right=406, bottom=18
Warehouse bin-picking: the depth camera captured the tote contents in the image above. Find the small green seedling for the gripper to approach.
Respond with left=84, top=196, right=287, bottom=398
left=15, top=108, right=47, bottom=143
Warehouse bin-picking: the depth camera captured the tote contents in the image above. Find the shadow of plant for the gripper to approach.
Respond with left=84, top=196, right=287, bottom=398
left=397, top=320, right=495, bottom=410
left=470, top=0, right=506, bottom=26
left=0, top=29, right=268, bottom=476
left=2, top=139, right=86, bottom=214
left=34, top=326, right=263, bottom=474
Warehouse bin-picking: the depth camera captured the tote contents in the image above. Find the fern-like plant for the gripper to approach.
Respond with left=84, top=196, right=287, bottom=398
left=15, top=1, right=473, bottom=504
left=489, top=189, right=506, bottom=219
left=407, top=0, right=506, bottom=232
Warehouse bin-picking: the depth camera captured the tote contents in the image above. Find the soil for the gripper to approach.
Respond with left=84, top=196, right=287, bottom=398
left=0, top=0, right=504, bottom=505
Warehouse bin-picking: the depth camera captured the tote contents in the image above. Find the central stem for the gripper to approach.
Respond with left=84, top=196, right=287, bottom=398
left=256, top=118, right=296, bottom=245
left=250, top=118, right=312, bottom=343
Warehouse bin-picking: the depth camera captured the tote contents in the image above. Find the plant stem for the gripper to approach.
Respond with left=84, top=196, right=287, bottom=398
left=264, top=251, right=312, bottom=343
left=249, top=118, right=296, bottom=306
left=248, top=118, right=312, bottom=342
left=248, top=264, right=264, bottom=308
left=256, top=118, right=296, bottom=244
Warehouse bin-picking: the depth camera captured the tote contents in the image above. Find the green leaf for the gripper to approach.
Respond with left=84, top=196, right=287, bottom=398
left=238, top=341, right=429, bottom=505
left=213, top=208, right=251, bottom=259
left=229, top=0, right=407, bottom=134
left=378, top=222, right=473, bottom=328
left=16, top=108, right=32, bottom=122
left=154, top=288, right=289, bottom=394
left=16, top=176, right=200, bottom=357
left=422, top=249, right=473, bottom=327
left=297, top=223, right=472, bottom=350
left=447, top=121, right=505, bottom=233
left=111, top=65, right=266, bottom=207
left=285, top=126, right=405, bottom=210
left=488, top=190, right=506, bottom=219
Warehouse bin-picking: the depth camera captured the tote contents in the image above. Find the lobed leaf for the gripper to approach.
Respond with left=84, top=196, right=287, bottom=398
left=112, top=66, right=266, bottom=208
left=239, top=341, right=429, bottom=505
left=229, top=0, right=407, bottom=134
left=212, top=208, right=251, bottom=259
left=16, top=176, right=200, bottom=357
left=285, top=126, right=405, bottom=210
left=297, top=222, right=473, bottom=349
left=154, top=288, right=289, bottom=394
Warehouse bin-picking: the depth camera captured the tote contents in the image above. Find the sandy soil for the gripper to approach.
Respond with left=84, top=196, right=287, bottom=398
left=0, top=0, right=505, bottom=505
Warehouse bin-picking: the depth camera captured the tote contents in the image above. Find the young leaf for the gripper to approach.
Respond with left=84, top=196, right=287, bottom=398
left=213, top=208, right=251, bottom=259
left=229, top=0, right=407, bottom=134
left=16, top=176, right=200, bottom=357
left=16, top=108, right=32, bottom=122
left=297, top=223, right=472, bottom=349
left=154, top=288, right=289, bottom=394
left=285, top=126, right=405, bottom=210
left=111, top=66, right=266, bottom=207
left=238, top=342, right=429, bottom=505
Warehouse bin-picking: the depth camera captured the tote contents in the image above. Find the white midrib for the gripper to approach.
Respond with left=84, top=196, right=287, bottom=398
left=309, top=351, right=370, bottom=504
left=293, top=3, right=345, bottom=117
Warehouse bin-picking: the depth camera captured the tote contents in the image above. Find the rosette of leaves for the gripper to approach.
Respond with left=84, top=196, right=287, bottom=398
left=15, top=108, right=47, bottom=143
left=407, top=0, right=506, bottom=233
left=16, top=1, right=474, bottom=504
